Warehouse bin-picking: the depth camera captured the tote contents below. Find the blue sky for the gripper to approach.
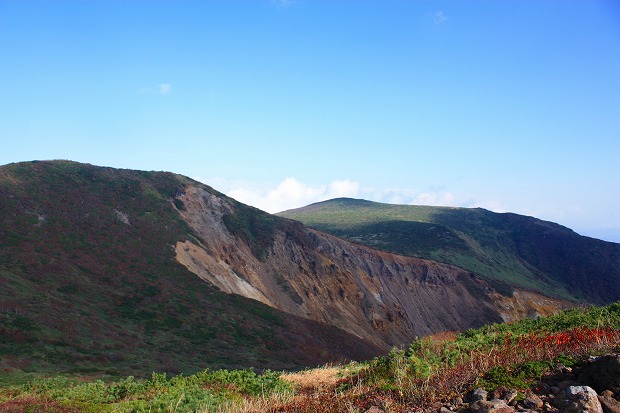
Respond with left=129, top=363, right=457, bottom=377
left=1, top=1, right=619, bottom=242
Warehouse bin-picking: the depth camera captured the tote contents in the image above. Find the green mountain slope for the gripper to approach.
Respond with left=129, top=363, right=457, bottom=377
left=278, top=198, right=620, bottom=304
left=0, top=161, right=381, bottom=377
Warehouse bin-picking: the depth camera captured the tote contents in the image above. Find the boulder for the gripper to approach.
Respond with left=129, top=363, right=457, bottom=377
left=560, top=386, right=603, bottom=413
left=598, top=390, right=620, bottom=413
left=579, top=355, right=620, bottom=393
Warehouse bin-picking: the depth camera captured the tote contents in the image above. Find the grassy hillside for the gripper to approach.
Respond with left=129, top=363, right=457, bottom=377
left=278, top=198, right=620, bottom=303
left=2, top=302, right=618, bottom=412
left=0, top=161, right=380, bottom=378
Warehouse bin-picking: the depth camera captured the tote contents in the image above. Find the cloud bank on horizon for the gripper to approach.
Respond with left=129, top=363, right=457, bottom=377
left=200, top=176, right=493, bottom=214
left=197, top=176, right=620, bottom=244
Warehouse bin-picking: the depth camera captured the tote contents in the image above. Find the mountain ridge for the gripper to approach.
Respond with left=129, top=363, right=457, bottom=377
left=0, top=160, right=574, bottom=375
left=278, top=197, right=620, bottom=304
left=0, top=161, right=383, bottom=375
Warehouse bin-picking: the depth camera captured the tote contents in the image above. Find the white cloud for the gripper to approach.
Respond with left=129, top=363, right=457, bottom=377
left=196, top=177, right=464, bottom=214
left=158, top=83, right=172, bottom=95
left=194, top=177, right=619, bottom=241
left=328, top=180, right=360, bottom=198
left=229, top=178, right=332, bottom=213
left=434, top=10, right=447, bottom=24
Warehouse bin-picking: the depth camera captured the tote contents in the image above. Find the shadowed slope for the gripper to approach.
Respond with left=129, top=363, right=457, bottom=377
left=0, top=161, right=381, bottom=376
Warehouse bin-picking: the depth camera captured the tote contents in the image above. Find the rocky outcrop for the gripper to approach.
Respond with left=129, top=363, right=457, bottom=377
left=174, top=185, right=571, bottom=350
left=435, top=355, right=620, bottom=413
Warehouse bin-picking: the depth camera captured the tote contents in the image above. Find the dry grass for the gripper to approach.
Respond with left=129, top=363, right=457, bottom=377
left=282, top=364, right=346, bottom=394
left=243, top=363, right=377, bottom=413
left=205, top=364, right=363, bottom=413
left=212, top=391, right=294, bottom=413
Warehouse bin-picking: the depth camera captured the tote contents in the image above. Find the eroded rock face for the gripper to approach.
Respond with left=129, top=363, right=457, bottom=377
left=491, top=289, right=571, bottom=322
left=174, top=185, right=571, bottom=349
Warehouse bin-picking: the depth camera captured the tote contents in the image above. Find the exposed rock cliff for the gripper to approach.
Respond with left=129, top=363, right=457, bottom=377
left=174, top=186, right=571, bottom=350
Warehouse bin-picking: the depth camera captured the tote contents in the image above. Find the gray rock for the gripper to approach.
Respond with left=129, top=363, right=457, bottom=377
left=365, top=407, right=384, bottom=413
left=561, top=386, right=603, bottom=413
left=566, top=386, right=599, bottom=401
left=471, top=388, right=489, bottom=402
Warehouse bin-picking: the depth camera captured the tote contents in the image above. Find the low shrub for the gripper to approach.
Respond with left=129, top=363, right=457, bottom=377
left=0, top=368, right=293, bottom=412
left=356, top=303, right=620, bottom=406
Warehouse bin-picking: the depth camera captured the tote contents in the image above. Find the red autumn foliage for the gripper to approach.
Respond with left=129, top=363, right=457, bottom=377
left=270, top=327, right=620, bottom=413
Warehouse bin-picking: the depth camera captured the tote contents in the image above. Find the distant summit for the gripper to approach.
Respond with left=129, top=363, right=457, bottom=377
left=279, top=198, right=620, bottom=304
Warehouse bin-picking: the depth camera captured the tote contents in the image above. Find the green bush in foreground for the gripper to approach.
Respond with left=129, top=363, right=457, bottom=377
left=0, top=368, right=294, bottom=412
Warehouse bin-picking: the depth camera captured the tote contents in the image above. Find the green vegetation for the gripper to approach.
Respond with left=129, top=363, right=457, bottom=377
left=364, top=301, right=620, bottom=387
left=0, top=368, right=293, bottom=412
left=278, top=198, right=620, bottom=304
left=2, top=302, right=618, bottom=412
left=3, top=162, right=620, bottom=412
left=222, top=201, right=281, bottom=261
left=280, top=303, right=620, bottom=412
